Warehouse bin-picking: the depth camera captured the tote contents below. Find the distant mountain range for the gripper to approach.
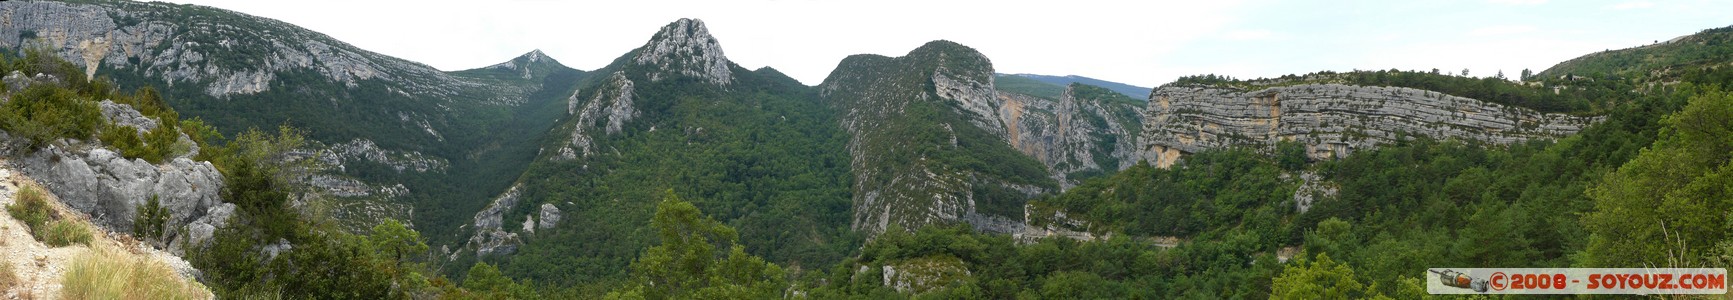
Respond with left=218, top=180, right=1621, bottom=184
left=996, top=73, right=1151, bottom=100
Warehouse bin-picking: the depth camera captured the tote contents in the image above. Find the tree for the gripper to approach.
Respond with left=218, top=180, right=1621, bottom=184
left=1584, top=88, right=1733, bottom=268
left=462, top=262, right=538, bottom=299
left=1520, top=68, right=1533, bottom=81
left=369, top=218, right=428, bottom=267
left=1270, top=253, right=1387, bottom=299
left=608, top=190, right=786, bottom=299
left=1460, top=68, right=1470, bottom=77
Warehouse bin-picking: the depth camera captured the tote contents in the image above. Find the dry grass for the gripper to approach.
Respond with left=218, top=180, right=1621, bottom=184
left=41, top=219, right=91, bottom=247
left=59, top=244, right=210, bottom=300
left=0, top=262, right=15, bottom=292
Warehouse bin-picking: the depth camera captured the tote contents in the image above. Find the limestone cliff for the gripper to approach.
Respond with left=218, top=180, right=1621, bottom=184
left=821, top=40, right=1055, bottom=235
left=997, top=83, right=1145, bottom=187
left=1138, top=83, right=1598, bottom=167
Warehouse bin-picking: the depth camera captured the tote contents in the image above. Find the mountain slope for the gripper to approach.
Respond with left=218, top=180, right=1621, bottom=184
left=1539, top=25, right=1733, bottom=81
left=462, top=19, right=859, bottom=286
left=820, top=40, right=1057, bottom=235
left=0, top=0, right=584, bottom=241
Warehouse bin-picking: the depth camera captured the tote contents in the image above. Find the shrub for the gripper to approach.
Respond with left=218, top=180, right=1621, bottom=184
left=6, top=185, right=52, bottom=230
left=0, top=84, right=103, bottom=147
left=61, top=245, right=212, bottom=300
left=7, top=185, right=89, bottom=247
left=132, top=195, right=169, bottom=242
left=43, top=219, right=92, bottom=247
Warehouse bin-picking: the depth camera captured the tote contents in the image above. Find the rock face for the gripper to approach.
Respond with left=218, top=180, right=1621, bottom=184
left=0, top=0, right=459, bottom=97
left=557, top=71, right=637, bottom=160
left=997, top=84, right=1145, bottom=187
left=537, top=203, right=560, bottom=230
left=821, top=40, right=1054, bottom=235
left=4, top=104, right=227, bottom=255
left=632, top=18, right=732, bottom=86
left=1139, top=83, right=1598, bottom=167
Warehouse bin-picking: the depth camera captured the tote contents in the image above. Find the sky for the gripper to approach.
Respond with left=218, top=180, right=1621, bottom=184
left=155, top=0, right=1733, bottom=88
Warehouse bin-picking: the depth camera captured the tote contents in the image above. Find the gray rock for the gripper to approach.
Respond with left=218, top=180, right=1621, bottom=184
left=1138, top=83, right=1599, bottom=167
left=459, top=184, right=522, bottom=257
left=558, top=71, right=636, bottom=159
left=997, top=87, right=1145, bottom=188
left=262, top=238, right=293, bottom=260
left=7, top=101, right=227, bottom=254
left=633, top=18, right=732, bottom=86
left=99, top=100, right=160, bottom=133
left=537, top=203, right=560, bottom=229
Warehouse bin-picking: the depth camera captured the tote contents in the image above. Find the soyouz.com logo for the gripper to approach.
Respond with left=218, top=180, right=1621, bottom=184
left=1427, top=268, right=1726, bottom=294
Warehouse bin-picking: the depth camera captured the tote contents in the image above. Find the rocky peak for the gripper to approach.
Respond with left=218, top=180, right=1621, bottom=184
left=632, top=18, right=733, bottom=85
left=485, top=49, right=566, bottom=80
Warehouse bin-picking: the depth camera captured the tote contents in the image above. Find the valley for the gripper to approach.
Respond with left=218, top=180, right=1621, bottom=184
left=0, top=0, right=1730, bottom=298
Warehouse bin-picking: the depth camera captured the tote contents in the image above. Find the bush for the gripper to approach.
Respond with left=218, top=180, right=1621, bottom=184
left=6, top=185, right=53, bottom=230
left=0, top=84, right=103, bottom=147
left=43, top=219, right=92, bottom=247
left=7, top=185, right=90, bottom=247
left=133, top=195, right=169, bottom=242
left=61, top=245, right=212, bottom=300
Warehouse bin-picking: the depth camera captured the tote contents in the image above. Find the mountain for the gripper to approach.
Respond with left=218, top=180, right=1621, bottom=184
left=0, top=0, right=584, bottom=240
left=1001, top=73, right=1152, bottom=100
left=820, top=40, right=1057, bottom=235
left=462, top=18, right=859, bottom=285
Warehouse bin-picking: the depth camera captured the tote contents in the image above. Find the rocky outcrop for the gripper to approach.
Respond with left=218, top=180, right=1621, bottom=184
left=97, top=100, right=160, bottom=133
left=633, top=18, right=733, bottom=86
left=458, top=184, right=522, bottom=258
left=821, top=40, right=1054, bottom=235
left=557, top=71, right=636, bottom=160
left=313, top=138, right=447, bottom=173
left=1139, top=83, right=1598, bottom=167
left=4, top=112, right=227, bottom=256
left=0, top=0, right=463, bottom=97
left=932, top=63, right=1005, bottom=138
left=537, top=203, right=560, bottom=230
left=997, top=84, right=1145, bottom=187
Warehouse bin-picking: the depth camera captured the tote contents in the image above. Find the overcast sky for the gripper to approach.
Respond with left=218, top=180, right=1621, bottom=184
left=155, top=0, right=1733, bottom=88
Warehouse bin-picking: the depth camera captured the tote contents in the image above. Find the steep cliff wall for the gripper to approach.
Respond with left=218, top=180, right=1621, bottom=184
left=998, top=84, right=1145, bottom=187
left=1139, top=83, right=1598, bottom=167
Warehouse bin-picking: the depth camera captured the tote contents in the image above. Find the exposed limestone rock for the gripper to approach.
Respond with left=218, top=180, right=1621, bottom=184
left=2, top=71, right=60, bottom=96
left=7, top=135, right=226, bottom=255
left=314, top=138, right=447, bottom=173
left=537, top=203, right=560, bottom=230
left=997, top=85, right=1145, bottom=188
left=1291, top=171, right=1335, bottom=213
left=97, top=100, right=159, bottom=134
left=879, top=255, right=971, bottom=294
left=1, top=1, right=464, bottom=98
left=822, top=41, right=1053, bottom=235
left=559, top=71, right=636, bottom=160
left=633, top=18, right=732, bottom=86
left=461, top=184, right=522, bottom=257
left=1139, top=83, right=1598, bottom=167
left=932, top=64, right=1005, bottom=138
